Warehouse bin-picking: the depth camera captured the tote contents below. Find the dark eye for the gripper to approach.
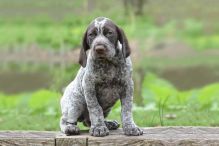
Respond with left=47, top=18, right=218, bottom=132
left=106, top=31, right=113, bottom=37
left=88, top=32, right=96, bottom=38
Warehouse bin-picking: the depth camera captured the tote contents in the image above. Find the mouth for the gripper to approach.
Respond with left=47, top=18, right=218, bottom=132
left=96, top=55, right=106, bottom=60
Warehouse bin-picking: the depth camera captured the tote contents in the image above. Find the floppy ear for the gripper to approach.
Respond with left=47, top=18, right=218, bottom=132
left=116, top=26, right=131, bottom=58
left=79, top=30, right=89, bottom=67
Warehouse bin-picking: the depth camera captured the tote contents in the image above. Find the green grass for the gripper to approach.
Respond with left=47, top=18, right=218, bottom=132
left=141, top=73, right=219, bottom=110
left=1, top=16, right=219, bottom=51
left=1, top=106, right=219, bottom=130
left=1, top=0, right=219, bottom=130
left=1, top=74, right=219, bottom=130
left=109, top=105, right=219, bottom=127
left=0, top=90, right=61, bottom=130
left=0, top=23, right=86, bottom=51
left=1, top=0, right=219, bottom=51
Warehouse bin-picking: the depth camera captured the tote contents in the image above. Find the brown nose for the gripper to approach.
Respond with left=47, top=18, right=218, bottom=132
left=95, top=45, right=106, bottom=54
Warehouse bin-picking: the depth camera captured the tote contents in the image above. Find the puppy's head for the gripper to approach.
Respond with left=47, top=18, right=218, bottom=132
left=79, top=17, right=131, bottom=67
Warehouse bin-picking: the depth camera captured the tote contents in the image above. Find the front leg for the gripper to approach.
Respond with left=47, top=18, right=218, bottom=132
left=83, top=77, right=109, bottom=137
left=120, top=79, right=143, bottom=136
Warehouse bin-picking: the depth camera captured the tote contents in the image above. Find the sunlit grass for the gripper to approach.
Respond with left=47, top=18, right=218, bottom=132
left=1, top=73, right=219, bottom=130
left=0, top=17, right=219, bottom=51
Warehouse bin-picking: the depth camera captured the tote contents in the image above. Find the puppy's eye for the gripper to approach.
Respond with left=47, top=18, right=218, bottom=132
left=88, top=33, right=96, bottom=38
left=106, top=31, right=113, bottom=36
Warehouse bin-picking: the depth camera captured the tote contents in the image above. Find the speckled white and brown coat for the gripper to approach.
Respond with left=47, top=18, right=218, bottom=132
left=60, top=17, right=143, bottom=137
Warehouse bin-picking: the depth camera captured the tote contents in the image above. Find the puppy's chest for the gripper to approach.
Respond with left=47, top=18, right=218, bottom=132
left=95, top=71, right=126, bottom=107
left=94, top=64, right=120, bottom=79
left=95, top=79, right=124, bottom=108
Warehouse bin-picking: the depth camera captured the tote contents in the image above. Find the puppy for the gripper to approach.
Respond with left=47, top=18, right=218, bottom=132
left=60, top=17, right=143, bottom=137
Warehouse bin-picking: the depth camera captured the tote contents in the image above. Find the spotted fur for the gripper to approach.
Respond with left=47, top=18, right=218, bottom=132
left=60, top=17, right=143, bottom=137
left=94, top=17, right=108, bottom=34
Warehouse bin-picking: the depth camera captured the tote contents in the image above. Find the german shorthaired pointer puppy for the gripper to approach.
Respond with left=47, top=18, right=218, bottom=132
left=60, top=17, right=143, bottom=137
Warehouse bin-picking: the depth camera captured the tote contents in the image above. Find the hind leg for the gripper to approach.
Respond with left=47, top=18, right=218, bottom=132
left=104, top=120, right=120, bottom=130
left=60, top=96, right=85, bottom=135
left=103, top=108, right=120, bottom=130
left=81, top=109, right=120, bottom=130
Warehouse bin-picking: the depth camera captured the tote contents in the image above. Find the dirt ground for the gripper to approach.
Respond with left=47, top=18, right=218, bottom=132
left=1, top=39, right=219, bottom=65
left=0, top=39, right=219, bottom=92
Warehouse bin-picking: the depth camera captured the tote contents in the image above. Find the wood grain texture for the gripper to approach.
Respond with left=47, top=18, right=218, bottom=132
left=55, top=131, right=88, bottom=146
left=87, top=127, right=219, bottom=146
left=1, top=127, right=219, bottom=146
left=0, top=131, right=56, bottom=146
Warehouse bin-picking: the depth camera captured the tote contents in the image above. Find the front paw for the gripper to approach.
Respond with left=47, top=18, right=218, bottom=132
left=90, top=125, right=109, bottom=137
left=64, top=124, right=80, bottom=136
left=123, top=124, right=143, bottom=136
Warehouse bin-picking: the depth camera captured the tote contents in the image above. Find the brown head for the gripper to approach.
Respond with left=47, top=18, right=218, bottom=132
left=79, top=17, right=131, bottom=67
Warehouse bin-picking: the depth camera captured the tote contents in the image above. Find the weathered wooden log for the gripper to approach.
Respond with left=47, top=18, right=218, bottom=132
left=0, top=131, right=56, bottom=146
left=1, top=127, right=219, bottom=146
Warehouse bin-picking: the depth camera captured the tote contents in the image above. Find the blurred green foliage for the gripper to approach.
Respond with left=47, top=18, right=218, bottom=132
left=1, top=0, right=219, bottom=130
left=0, top=17, right=219, bottom=51
left=142, top=73, right=219, bottom=110
left=0, top=22, right=86, bottom=50
left=1, top=74, right=219, bottom=130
